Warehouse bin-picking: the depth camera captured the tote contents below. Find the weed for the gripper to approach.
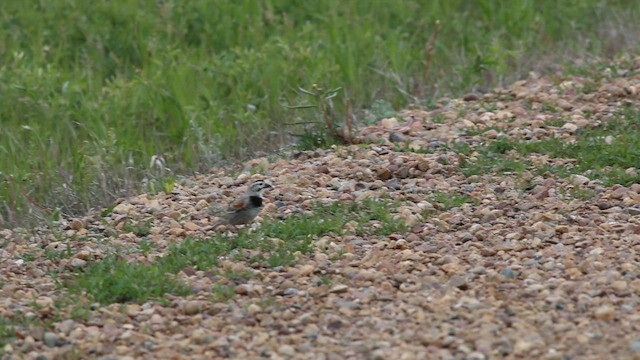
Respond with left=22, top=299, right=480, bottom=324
left=429, top=192, right=479, bottom=211
left=0, top=317, right=14, bottom=349
left=482, top=102, right=498, bottom=112
left=138, top=239, right=153, bottom=254
left=545, top=118, right=566, bottom=127
left=564, top=187, right=597, bottom=201
left=541, top=101, right=558, bottom=113
left=517, top=108, right=640, bottom=185
left=209, top=285, right=235, bottom=303
left=368, top=99, right=396, bottom=124
left=464, top=126, right=500, bottom=137
left=44, top=245, right=73, bottom=261
left=21, top=252, right=37, bottom=262
left=71, top=255, right=191, bottom=304
left=432, top=114, right=447, bottom=124
left=123, top=220, right=152, bottom=237
left=319, top=275, right=334, bottom=286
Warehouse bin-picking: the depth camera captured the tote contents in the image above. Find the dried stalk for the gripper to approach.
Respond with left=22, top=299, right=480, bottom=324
left=416, top=20, right=441, bottom=97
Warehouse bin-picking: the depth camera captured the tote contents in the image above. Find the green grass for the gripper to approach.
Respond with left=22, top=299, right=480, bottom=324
left=429, top=192, right=480, bottom=211
left=70, top=198, right=407, bottom=304
left=72, top=255, right=192, bottom=304
left=209, top=285, right=236, bottom=303
left=1, top=1, right=639, bottom=227
left=0, top=317, right=14, bottom=350
left=459, top=107, right=640, bottom=185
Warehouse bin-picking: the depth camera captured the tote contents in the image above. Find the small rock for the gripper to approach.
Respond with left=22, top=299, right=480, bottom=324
left=43, top=332, right=65, bottom=347
left=380, top=117, right=399, bottom=129
left=181, top=301, right=206, bottom=315
left=195, top=199, right=209, bottom=211
left=298, top=264, right=315, bottom=276
left=69, top=219, right=85, bottom=230
left=389, top=132, right=407, bottom=143
left=146, top=199, right=162, bottom=212
left=612, top=280, right=627, bottom=292
left=483, top=129, right=498, bottom=139
left=450, top=276, right=469, bottom=290
left=463, top=93, right=479, bottom=101
left=630, top=340, right=640, bottom=353
left=191, top=328, right=213, bottom=345
left=570, top=174, right=590, bottom=186
left=183, top=222, right=200, bottom=231
left=316, top=165, right=330, bottom=174
left=561, top=122, right=578, bottom=133
left=329, top=284, right=349, bottom=294
left=247, top=304, right=262, bottom=315
left=514, top=340, right=534, bottom=354
left=149, top=314, right=164, bottom=325
left=556, top=99, right=573, bottom=111
left=626, top=207, right=640, bottom=216
left=500, top=268, right=517, bottom=279
left=377, top=168, right=392, bottom=181
left=57, top=319, right=75, bottom=336
left=126, top=304, right=141, bottom=316
left=278, top=344, right=296, bottom=357
left=70, top=258, right=87, bottom=268
left=594, top=305, right=616, bottom=321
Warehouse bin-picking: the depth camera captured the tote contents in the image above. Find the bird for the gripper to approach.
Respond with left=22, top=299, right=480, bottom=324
left=211, top=179, right=274, bottom=230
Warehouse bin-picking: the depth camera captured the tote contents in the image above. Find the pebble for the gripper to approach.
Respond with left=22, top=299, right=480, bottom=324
left=329, top=284, right=349, bottom=294
left=43, top=332, right=66, bottom=347
left=389, top=132, right=407, bottom=143
left=70, top=258, right=87, bottom=267
left=570, top=174, right=590, bottom=186
left=181, top=301, right=206, bottom=315
left=594, top=305, right=616, bottom=321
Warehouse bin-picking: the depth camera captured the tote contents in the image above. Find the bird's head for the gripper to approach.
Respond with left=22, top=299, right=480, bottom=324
left=247, top=179, right=274, bottom=196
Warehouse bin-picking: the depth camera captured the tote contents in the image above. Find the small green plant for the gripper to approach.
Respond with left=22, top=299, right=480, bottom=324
left=464, top=126, right=500, bottom=137
left=486, top=137, right=515, bottom=154
left=546, top=118, right=566, bottom=127
left=541, top=101, right=558, bottom=113
left=432, top=113, right=447, bottom=124
left=565, top=187, right=596, bottom=200
left=319, top=275, right=334, bottom=286
left=138, top=239, right=153, bottom=254
left=21, top=252, right=37, bottom=262
left=44, top=245, right=73, bottom=261
left=429, top=192, right=479, bottom=211
left=481, top=102, right=498, bottom=112
left=580, top=81, right=598, bottom=94
left=123, top=220, right=152, bottom=237
left=352, top=200, right=408, bottom=236
left=0, top=317, right=14, bottom=349
left=209, top=285, right=235, bottom=303
left=71, top=255, right=191, bottom=304
left=146, top=177, right=176, bottom=196
left=368, top=99, right=396, bottom=124
left=286, top=85, right=356, bottom=149
left=222, top=269, right=253, bottom=282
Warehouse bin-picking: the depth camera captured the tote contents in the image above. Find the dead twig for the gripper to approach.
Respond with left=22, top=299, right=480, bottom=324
left=416, top=20, right=441, bottom=98
left=344, top=98, right=354, bottom=143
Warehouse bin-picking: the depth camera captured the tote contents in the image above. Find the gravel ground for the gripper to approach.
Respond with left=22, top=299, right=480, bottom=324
left=1, top=57, right=640, bottom=360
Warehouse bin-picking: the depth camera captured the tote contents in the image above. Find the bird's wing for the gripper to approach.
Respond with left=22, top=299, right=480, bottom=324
left=226, top=196, right=250, bottom=212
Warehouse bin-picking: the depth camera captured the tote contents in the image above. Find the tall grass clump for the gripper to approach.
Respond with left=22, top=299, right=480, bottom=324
left=1, top=0, right=639, bottom=226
